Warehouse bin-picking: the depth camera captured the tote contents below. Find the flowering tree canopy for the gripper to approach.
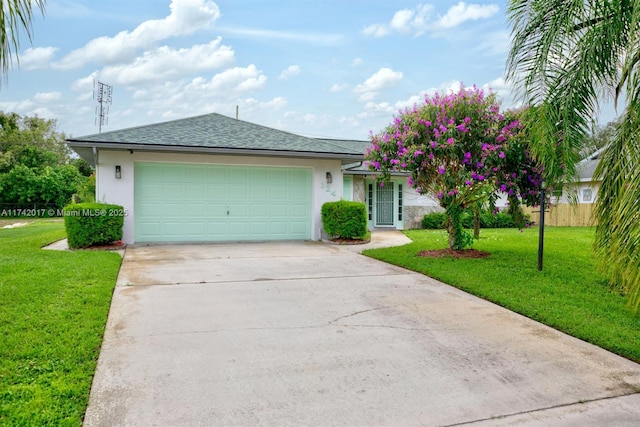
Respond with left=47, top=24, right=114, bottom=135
left=365, top=85, right=542, bottom=250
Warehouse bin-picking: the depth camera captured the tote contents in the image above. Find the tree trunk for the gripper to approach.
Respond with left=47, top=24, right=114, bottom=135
left=473, top=207, right=481, bottom=239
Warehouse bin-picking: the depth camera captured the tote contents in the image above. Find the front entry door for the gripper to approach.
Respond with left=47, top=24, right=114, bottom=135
left=375, top=182, right=394, bottom=226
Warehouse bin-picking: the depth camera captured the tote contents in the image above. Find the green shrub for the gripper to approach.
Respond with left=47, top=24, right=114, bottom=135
left=421, top=212, right=447, bottom=229
left=321, top=200, right=368, bottom=239
left=64, top=203, right=124, bottom=248
left=421, top=210, right=532, bottom=230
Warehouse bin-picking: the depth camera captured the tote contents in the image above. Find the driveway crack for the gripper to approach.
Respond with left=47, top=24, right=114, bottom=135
left=443, top=391, right=640, bottom=426
left=328, top=306, right=391, bottom=325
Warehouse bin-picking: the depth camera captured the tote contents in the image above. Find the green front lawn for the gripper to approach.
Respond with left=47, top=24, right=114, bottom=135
left=0, top=221, right=122, bottom=426
left=364, top=227, right=640, bottom=363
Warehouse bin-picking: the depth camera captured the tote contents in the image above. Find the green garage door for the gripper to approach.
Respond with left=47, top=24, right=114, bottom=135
left=134, top=162, right=312, bottom=242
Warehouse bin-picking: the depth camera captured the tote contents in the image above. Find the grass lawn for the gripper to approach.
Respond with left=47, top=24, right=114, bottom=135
left=0, top=221, right=122, bottom=426
left=364, top=227, right=640, bottom=363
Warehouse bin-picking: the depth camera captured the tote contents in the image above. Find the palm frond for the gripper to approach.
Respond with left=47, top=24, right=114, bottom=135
left=0, top=0, right=46, bottom=82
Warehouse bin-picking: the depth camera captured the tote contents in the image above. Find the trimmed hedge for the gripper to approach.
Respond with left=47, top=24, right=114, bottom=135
left=421, top=212, right=447, bottom=229
left=321, top=200, right=368, bottom=239
left=63, top=202, right=124, bottom=248
left=422, top=210, right=531, bottom=229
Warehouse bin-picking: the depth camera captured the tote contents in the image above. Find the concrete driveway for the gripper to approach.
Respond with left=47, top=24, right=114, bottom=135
left=84, top=238, right=640, bottom=426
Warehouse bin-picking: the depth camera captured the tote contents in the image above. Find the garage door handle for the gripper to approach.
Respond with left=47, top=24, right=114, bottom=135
left=227, top=209, right=229, bottom=215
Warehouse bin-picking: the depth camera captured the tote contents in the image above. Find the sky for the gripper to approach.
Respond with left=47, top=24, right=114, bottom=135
left=1, top=1, right=549, bottom=140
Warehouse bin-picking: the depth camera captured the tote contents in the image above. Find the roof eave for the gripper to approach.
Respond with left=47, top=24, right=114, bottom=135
left=67, top=141, right=365, bottom=164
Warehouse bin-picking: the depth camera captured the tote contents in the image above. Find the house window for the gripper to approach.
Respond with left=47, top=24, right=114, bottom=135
left=398, top=184, right=403, bottom=221
left=367, top=183, right=373, bottom=220
left=582, top=188, right=593, bottom=202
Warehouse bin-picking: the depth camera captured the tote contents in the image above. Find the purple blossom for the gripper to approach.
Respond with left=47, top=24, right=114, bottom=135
left=446, top=137, right=455, bottom=145
left=414, top=150, right=423, bottom=157
left=498, top=151, right=505, bottom=159
left=464, top=152, right=472, bottom=159
left=437, top=165, right=446, bottom=174
left=430, top=141, right=437, bottom=148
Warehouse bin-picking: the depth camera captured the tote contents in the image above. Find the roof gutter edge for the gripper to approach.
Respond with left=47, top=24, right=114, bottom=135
left=66, top=141, right=365, bottom=161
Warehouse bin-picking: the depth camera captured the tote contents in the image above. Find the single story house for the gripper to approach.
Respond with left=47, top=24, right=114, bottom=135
left=68, top=113, right=517, bottom=243
left=68, top=113, right=373, bottom=244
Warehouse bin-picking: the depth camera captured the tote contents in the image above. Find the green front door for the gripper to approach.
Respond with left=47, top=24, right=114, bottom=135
left=134, top=162, right=311, bottom=242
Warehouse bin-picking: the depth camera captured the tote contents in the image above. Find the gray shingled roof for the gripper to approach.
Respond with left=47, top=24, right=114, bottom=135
left=577, top=159, right=599, bottom=181
left=67, top=113, right=368, bottom=160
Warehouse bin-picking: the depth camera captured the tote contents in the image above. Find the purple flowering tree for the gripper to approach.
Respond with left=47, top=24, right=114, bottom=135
left=365, top=86, right=542, bottom=250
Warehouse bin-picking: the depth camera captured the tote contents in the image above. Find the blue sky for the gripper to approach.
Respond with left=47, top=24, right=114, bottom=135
left=2, top=0, right=521, bottom=139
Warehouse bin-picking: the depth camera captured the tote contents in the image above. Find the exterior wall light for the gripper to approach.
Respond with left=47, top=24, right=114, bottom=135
left=115, top=165, right=122, bottom=179
left=326, top=172, right=332, bottom=184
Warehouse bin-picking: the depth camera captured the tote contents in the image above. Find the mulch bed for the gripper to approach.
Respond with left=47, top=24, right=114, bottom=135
left=418, top=248, right=490, bottom=259
left=77, top=242, right=127, bottom=251
left=328, top=237, right=371, bottom=245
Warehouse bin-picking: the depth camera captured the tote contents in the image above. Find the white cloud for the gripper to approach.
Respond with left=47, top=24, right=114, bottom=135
left=482, top=76, right=519, bottom=108
left=219, top=26, right=342, bottom=45
left=188, top=64, right=267, bottom=94
left=354, top=67, right=403, bottom=101
left=71, top=73, right=98, bottom=92
left=98, top=38, right=234, bottom=86
left=329, top=83, right=348, bottom=93
left=352, top=58, right=363, bottom=66
left=361, top=23, right=389, bottom=38
left=18, top=47, right=59, bottom=70
left=478, top=30, right=510, bottom=56
left=279, top=65, right=301, bottom=80
left=436, top=2, right=499, bottom=29
left=362, top=2, right=498, bottom=37
left=34, top=92, right=63, bottom=103
left=53, top=0, right=221, bottom=69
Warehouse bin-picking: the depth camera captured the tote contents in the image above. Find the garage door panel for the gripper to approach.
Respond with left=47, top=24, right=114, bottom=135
left=185, top=203, right=207, bottom=217
left=184, top=166, right=206, bottom=182
left=228, top=186, right=249, bottom=201
left=289, top=204, right=309, bottom=217
left=135, top=162, right=311, bottom=242
left=163, top=222, right=184, bottom=236
left=164, top=185, right=183, bottom=198
left=185, top=184, right=207, bottom=199
left=207, top=185, right=227, bottom=199
left=289, top=221, right=309, bottom=234
left=229, top=169, right=249, bottom=183
left=137, top=203, right=162, bottom=217
left=207, top=168, right=227, bottom=183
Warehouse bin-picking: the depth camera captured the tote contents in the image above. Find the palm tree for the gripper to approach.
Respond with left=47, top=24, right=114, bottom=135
left=506, top=1, right=640, bottom=312
left=0, top=0, right=46, bottom=81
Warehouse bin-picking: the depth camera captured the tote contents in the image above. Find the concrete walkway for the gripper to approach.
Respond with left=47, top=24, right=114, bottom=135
left=84, top=236, right=640, bottom=426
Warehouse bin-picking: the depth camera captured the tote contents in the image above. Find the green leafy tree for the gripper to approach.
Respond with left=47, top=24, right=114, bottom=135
left=365, top=86, right=542, bottom=250
left=0, top=0, right=45, bottom=82
left=507, top=0, right=640, bottom=312
left=0, top=112, right=86, bottom=209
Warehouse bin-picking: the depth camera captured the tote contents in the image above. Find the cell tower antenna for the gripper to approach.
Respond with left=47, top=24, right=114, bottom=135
left=93, top=80, right=113, bottom=133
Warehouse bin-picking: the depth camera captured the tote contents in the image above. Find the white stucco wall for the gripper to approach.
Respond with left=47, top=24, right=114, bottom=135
left=96, top=149, right=343, bottom=243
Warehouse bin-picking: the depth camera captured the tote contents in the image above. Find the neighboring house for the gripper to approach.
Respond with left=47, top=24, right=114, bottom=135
left=552, top=150, right=601, bottom=205
left=524, top=150, right=601, bottom=227
left=67, top=113, right=365, bottom=244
